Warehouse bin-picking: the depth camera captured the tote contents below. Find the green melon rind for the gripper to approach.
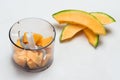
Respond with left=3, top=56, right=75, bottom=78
left=59, top=25, right=68, bottom=42
left=60, top=24, right=75, bottom=42
left=60, top=24, right=99, bottom=48
left=52, top=9, right=106, bottom=35
left=53, top=10, right=116, bottom=25
left=90, top=12, right=116, bottom=23
left=84, top=31, right=99, bottom=48
left=94, top=35, right=99, bottom=48
left=53, top=9, right=89, bottom=16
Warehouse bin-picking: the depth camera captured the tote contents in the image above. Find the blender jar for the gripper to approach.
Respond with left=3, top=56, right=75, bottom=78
left=9, top=18, right=56, bottom=72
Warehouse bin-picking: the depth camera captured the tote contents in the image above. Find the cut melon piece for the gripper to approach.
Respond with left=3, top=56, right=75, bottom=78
left=41, top=53, right=51, bottom=67
left=60, top=24, right=85, bottom=41
left=16, top=39, right=22, bottom=47
left=36, top=52, right=43, bottom=67
left=27, top=59, right=37, bottom=69
left=53, top=10, right=106, bottom=35
left=38, top=36, right=53, bottom=47
left=13, top=50, right=27, bottom=67
left=22, top=32, right=28, bottom=44
left=26, top=51, right=43, bottom=67
left=90, top=12, right=116, bottom=25
left=33, top=33, right=43, bottom=44
left=27, top=51, right=38, bottom=64
left=83, top=28, right=99, bottom=47
left=22, top=32, right=43, bottom=44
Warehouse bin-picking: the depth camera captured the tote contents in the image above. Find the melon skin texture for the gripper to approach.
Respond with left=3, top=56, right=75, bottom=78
left=53, top=9, right=106, bottom=35
left=60, top=24, right=85, bottom=41
left=90, top=12, right=116, bottom=25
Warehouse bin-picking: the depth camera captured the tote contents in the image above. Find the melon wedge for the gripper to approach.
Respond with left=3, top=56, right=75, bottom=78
left=60, top=24, right=85, bottom=41
left=83, top=28, right=99, bottom=47
left=53, top=10, right=106, bottom=35
left=90, top=12, right=116, bottom=25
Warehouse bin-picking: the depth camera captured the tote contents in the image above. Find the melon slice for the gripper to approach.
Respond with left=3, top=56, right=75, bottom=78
left=53, top=10, right=106, bottom=35
left=83, top=28, right=99, bottom=47
left=60, top=24, right=85, bottom=41
left=90, top=12, right=116, bottom=25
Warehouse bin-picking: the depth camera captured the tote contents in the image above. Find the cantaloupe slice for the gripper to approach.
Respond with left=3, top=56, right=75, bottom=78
left=60, top=24, right=99, bottom=47
left=53, top=10, right=106, bottom=35
left=90, top=12, right=116, bottom=25
left=83, top=28, right=99, bottom=47
left=60, top=24, right=85, bottom=41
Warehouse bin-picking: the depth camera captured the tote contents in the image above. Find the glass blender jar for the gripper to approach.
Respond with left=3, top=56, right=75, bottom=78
left=9, top=18, right=56, bottom=72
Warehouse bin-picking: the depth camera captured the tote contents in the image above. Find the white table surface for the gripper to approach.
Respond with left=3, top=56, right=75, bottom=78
left=0, top=0, right=120, bottom=80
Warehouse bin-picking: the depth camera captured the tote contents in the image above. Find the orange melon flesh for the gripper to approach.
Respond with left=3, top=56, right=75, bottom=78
left=90, top=12, right=116, bottom=25
left=41, top=36, right=53, bottom=47
left=13, top=50, right=27, bottom=67
left=60, top=24, right=85, bottom=41
left=33, top=33, right=43, bottom=44
left=83, top=28, right=99, bottom=47
left=27, top=51, right=38, bottom=64
left=15, top=33, right=53, bottom=69
left=22, top=32, right=43, bottom=44
left=53, top=10, right=106, bottom=35
left=27, top=59, right=37, bottom=69
left=22, top=32, right=28, bottom=44
left=16, top=39, right=22, bottom=47
left=36, top=52, right=43, bottom=67
left=36, top=36, right=53, bottom=47
left=17, top=32, right=53, bottom=48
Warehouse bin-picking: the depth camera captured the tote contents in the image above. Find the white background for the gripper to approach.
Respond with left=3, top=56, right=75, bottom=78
left=0, top=0, right=120, bottom=80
